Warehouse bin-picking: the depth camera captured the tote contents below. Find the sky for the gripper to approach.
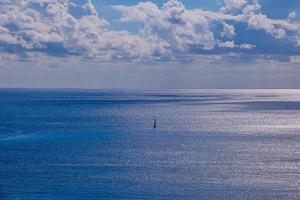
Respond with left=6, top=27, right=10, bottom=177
left=0, top=0, right=300, bottom=89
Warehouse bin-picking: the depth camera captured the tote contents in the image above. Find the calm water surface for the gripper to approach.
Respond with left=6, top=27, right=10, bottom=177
left=0, top=89, right=300, bottom=199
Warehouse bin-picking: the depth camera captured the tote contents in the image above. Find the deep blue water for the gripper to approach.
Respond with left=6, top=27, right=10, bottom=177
left=0, top=89, right=300, bottom=199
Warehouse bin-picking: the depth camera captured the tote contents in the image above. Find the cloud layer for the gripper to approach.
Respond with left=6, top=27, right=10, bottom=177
left=0, top=0, right=300, bottom=63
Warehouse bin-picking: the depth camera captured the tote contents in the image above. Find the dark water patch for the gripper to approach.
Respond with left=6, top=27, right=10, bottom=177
left=234, top=101, right=300, bottom=111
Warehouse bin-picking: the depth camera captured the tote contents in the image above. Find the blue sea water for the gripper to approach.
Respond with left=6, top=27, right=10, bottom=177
left=0, top=89, right=300, bottom=199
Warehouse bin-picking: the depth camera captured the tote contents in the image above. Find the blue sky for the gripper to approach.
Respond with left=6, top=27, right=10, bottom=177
left=0, top=0, right=300, bottom=89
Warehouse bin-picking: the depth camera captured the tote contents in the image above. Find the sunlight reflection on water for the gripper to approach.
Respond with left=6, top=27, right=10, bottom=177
left=0, top=89, right=300, bottom=199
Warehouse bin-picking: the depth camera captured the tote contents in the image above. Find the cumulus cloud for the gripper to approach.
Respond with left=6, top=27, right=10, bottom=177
left=239, top=43, right=256, bottom=49
left=0, top=0, right=299, bottom=63
left=221, top=22, right=236, bottom=38
left=0, top=0, right=163, bottom=61
left=114, top=0, right=300, bottom=55
left=113, top=0, right=216, bottom=52
left=220, top=0, right=247, bottom=14
left=247, top=14, right=286, bottom=38
left=218, top=41, right=236, bottom=48
left=288, top=12, right=296, bottom=20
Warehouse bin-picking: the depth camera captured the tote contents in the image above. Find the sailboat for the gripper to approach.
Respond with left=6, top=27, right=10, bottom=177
left=153, top=117, right=157, bottom=128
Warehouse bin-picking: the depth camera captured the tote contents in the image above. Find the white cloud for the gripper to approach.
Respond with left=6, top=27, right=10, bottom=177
left=218, top=40, right=236, bottom=48
left=288, top=12, right=296, bottom=20
left=113, top=0, right=216, bottom=52
left=221, top=22, right=236, bottom=38
left=239, top=43, right=256, bottom=49
left=220, top=0, right=247, bottom=13
left=0, top=0, right=166, bottom=61
left=114, top=0, right=300, bottom=55
left=242, top=0, right=261, bottom=15
left=247, top=14, right=286, bottom=39
left=0, top=0, right=299, bottom=63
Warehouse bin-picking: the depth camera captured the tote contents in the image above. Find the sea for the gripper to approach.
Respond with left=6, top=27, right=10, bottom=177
left=0, top=89, right=300, bottom=199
